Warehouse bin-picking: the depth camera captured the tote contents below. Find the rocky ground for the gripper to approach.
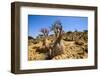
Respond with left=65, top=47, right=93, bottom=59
left=28, top=31, right=88, bottom=60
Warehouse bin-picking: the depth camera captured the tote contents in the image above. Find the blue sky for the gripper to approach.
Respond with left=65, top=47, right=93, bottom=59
left=28, top=15, right=88, bottom=38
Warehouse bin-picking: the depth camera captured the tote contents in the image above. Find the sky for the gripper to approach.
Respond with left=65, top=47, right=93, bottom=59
left=28, top=15, right=88, bottom=38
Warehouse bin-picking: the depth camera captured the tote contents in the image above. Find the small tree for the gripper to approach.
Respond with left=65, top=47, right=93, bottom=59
left=40, top=28, right=49, bottom=37
left=40, top=28, right=49, bottom=47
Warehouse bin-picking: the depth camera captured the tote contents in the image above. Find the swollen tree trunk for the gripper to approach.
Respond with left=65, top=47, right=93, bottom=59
left=50, top=30, right=64, bottom=58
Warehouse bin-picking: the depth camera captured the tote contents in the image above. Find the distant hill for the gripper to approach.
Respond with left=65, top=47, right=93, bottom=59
left=28, top=36, right=34, bottom=40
